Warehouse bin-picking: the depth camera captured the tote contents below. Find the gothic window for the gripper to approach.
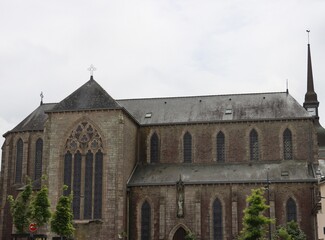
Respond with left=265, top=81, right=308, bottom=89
left=84, top=150, right=93, bottom=219
left=15, top=139, right=23, bottom=183
left=141, top=201, right=151, bottom=240
left=63, top=122, right=103, bottom=220
left=213, top=198, right=223, bottom=240
left=183, top=132, right=192, bottom=163
left=286, top=198, right=297, bottom=222
left=150, top=133, right=159, bottom=163
left=34, top=138, right=43, bottom=180
left=94, top=150, right=103, bottom=219
left=283, top=128, right=293, bottom=160
left=216, top=131, right=225, bottom=162
left=250, top=129, right=259, bottom=161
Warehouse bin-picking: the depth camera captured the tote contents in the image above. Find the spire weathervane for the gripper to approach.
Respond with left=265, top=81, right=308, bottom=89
left=87, top=64, right=96, bottom=78
left=306, top=29, right=310, bottom=44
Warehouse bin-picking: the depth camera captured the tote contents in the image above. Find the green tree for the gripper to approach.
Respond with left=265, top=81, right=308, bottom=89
left=50, top=186, right=75, bottom=238
left=7, top=180, right=33, bottom=234
left=238, top=187, right=273, bottom=240
left=185, top=230, right=196, bottom=240
left=273, top=221, right=306, bottom=240
left=30, top=182, right=51, bottom=228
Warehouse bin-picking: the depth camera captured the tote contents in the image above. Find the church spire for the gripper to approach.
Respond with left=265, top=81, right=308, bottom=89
left=303, top=30, right=319, bottom=117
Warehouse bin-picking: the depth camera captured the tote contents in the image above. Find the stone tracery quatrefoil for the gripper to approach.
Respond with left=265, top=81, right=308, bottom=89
left=65, top=122, right=103, bottom=151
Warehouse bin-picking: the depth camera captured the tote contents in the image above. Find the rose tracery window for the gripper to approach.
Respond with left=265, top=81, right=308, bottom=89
left=63, top=122, right=103, bottom=220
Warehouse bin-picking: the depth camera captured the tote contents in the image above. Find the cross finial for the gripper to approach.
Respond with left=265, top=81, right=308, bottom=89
left=87, top=64, right=97, bottom=78
left=306, top=29, right=310, bottom=44
left=40, top=91, right=44, bottom=105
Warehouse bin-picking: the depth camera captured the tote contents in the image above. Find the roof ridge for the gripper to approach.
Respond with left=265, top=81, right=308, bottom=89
left=117, top=91, right=287, bottom=101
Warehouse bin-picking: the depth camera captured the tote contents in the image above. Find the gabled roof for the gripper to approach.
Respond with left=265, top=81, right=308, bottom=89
left=127, top=161, right=316, bottom=187
left=117, top=92, right=310, bottom=125
left=6, top=103, right=56, bottom=135
left=49, top=77, right=121, bottom=112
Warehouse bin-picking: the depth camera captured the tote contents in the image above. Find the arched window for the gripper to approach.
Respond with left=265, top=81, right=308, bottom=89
left=34, top=138, right=43, bottom=181
left=286, top=198, right=297, bottom=222
left=283, top=128, right=293, bottom=160
left=15, top=139, right=23, bottom=183
left=63, top=122, right=104, bottom=220
left=216, top=131, right=225, bottom=162
left=183, top=132, right=192, bottom=163
left=213, top=198, right=223, bottom=240
left=150, top=133, right=159, bottom=163
left=84, top=150, right=93, bottom=219
left=141, top=201, right=151, bottom=240
left=250, top=129, right=259, bottom=161
left=173, top=227, right=186, bottom=240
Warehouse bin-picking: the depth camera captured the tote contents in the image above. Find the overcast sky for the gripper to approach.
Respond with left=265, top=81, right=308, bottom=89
left=1, top=0, right=325, bottom=150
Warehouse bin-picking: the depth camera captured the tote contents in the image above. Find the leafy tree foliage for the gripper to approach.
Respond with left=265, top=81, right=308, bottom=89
left=238, top=187, right=273, bottom=240
left=7, top=180, right=33, bottom=233
left=273, top=221, right=306, bottom=240
left=30, top=184, right=51, bottom=228
left=51, top=186, right=75, bottom=238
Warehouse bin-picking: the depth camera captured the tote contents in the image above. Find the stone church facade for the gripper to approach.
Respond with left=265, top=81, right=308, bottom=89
left=1, top=44, right=325, bottom=240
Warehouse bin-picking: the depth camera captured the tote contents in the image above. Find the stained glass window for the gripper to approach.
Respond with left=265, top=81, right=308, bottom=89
left=73, top=151, right=82, bottom=219
left=84, top=150, right=93, bottom=219
left=213, top=198, right=222, bottom=240
left=15, top=139, right=23, bottom=183
left=287, top=198, right=297, bottom=222
left=150, top=133, right=159, bottom=163
left=63, top=151, right=72, bottom=196
left=216, top=132, right=225, bottom=162
left=283, top=128, right=293, bottom=160
left=34, top=138, right=43, bottom=181
left=94, top=150, right=103, bottom=219
left=141, top=201, right=151, bottom=240
left=250, top=129, right=259, bottom=161
left=183, top=132, right=192, bottom=163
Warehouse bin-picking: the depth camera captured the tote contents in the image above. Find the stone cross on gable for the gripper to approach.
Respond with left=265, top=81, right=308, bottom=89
left=87, top=64, right=97, bottom=77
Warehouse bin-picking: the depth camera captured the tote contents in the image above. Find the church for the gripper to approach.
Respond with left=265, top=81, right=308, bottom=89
left=0, top=43, right=325, bottom=240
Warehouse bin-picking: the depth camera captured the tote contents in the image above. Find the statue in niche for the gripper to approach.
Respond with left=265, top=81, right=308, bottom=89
left=176, top=176, right=184, bottom=218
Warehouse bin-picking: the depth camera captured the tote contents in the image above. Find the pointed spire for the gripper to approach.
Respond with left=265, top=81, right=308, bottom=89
left=303, top=30, right=319, bottom=117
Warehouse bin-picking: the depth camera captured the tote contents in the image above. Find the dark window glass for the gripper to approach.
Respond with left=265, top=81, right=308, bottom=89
left=183, top=132, right=192, bottom=163
left=15, top=139, right=23, bottom=183
left=173, top=227, right=186, bottom=240
left=35, top=138, right=43, bottom=181
left=213, top=198, right=223, bottom=240
left=283, top=128, right=293, bottom=160
left=141, top=201, right=151, bottom=240
left=287, top=198, right=297, bottom=222
left=63, top=151, right=72, bottom=196
left=84, top=150, right=93, bottom=219
left=73, top=151, right=82, bottom=219
left=216, top=132, right=225, bottom=162
left=250, top=129, right=259, bottom=161
left=94, top=150, right=103, bottom=219
left=150, top=133, right=159, bottom=163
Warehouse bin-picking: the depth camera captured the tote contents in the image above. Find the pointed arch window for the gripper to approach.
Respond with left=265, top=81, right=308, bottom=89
left=150, top=133, right=159, bottom=163
left=286, top=198, right=297, bottom=222
left=183, top=132, right=192, bottom=163
left=216, top=131, right=225, bottom=162
left=213, top=198, right=223, bottom=240
left=15, top=139, right=23, bottom=183
left=283, top=128, right=293, bottom=160
left=141, top=201, right=151, bottom=240
left=34, top=138, right=43, bottom=181
left=250, top=129, right=259, bottom=161
left=63, top=122, right=104, bottom=220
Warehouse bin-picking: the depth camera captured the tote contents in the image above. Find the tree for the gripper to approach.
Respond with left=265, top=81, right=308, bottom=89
left=238, top=187, right=273, bottom=240
left=273, top=221, right=306, bottom=240
left=51, top=186, right=75, bottom=239
left=7, top=180, right=33, bottom=234
left=185, top=230, right=197, bottom=240
left=30, top=182, right=51, bottom=228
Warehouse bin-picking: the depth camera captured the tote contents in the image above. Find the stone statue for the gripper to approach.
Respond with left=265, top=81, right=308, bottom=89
left=176, top=176, right=184, bottom=218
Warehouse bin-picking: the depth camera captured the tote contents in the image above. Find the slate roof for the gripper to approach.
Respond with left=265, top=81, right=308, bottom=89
left=6, top=103, right=56, bottom=134
left=127, top=161, right=317, bottom=187
left=50, top=77, right=121, bottom=112
left=117, top=92, right=310, bottom=125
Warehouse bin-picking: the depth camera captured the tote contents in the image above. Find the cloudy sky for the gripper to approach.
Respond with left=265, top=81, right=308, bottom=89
left=1, top=0, right=325, bottom=150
